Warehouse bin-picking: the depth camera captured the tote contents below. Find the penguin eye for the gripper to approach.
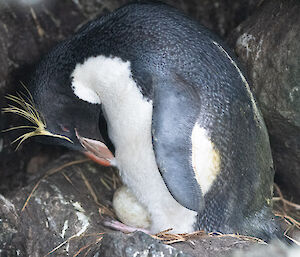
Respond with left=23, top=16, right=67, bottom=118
left=59, top=124, right=70, bottom=133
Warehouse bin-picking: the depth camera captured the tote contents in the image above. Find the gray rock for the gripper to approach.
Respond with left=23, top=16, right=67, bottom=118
left=228, top=0, right=300, bottom=202
left=96, top=231, right=192, bottom=257
left=9, top=154, right=116, bottom=257
left=227, top=241, right=300, bottom=257
left=174, top=235, right=262, bottom=257
left=0, top=0, right=85, bottom=95
left=0, top=195, right=22, bottom=256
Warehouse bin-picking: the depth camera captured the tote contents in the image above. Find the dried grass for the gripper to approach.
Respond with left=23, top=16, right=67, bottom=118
left=152, top=229, right=206, bottom=244
left=21, top=158, right=89, bottom=211
left=150, top=229, right=267, bottom=245
left=273, top=184, right=300, bottom=245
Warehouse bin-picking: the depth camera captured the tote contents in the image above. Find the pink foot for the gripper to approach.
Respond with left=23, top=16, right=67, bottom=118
left=103, top=219, right=150, bottom=234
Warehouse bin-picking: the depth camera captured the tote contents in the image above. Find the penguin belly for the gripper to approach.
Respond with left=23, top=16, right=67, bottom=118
left=72, top=55, right=198, bottom=233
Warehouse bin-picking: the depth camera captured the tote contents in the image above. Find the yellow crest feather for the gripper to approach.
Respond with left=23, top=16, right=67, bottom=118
left=2, top=83, right=73, bottom=150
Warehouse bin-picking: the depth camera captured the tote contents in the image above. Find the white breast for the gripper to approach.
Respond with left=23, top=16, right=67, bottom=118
left=71, top=55, right=197, bottom=233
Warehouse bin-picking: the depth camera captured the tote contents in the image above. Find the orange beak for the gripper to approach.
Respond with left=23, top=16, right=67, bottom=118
left=75, top=129, right=115, bottom=166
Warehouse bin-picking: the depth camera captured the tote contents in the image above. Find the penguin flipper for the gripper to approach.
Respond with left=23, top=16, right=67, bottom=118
left=152, top=74, right=204, bottom=212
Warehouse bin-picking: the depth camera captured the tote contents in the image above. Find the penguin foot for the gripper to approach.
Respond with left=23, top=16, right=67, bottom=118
left=103, top=219, right=150, bottom=234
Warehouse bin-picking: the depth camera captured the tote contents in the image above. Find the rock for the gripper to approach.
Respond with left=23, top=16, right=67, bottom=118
left=72, top=229, right=262, bottom=257
left=96, top=231, right=193, bottom=257
left=0, top=195, right=21, bottom=255
left=173, top=235, right=262, bottom=257
left=26, top=154, right=50, bottom=174
left=0, top=0, right=85, bottom=95
left=228, top=0, right=300, bottom=202
left=227, top=241, right=300, bottom=257
left=8, top=154, right=117, bottom=257
left=74, top=0, right=129, bottom=19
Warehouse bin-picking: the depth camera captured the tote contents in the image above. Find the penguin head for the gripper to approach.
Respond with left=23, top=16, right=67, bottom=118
left=6, top=41, right=115, bottom=166
left=33, top=88, right=114, bottom=166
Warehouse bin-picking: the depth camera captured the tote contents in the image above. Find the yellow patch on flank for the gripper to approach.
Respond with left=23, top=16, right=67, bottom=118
left=191, top=123, right=221, bottom=194
left=2, top=85, right=72, bottom=149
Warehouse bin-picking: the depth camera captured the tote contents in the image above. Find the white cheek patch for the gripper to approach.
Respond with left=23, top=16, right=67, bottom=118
left=71, top=55, right=135, bottom=105
left=191, top=123, right=221, bottom=194
left=71, top=80, right=101, bottom=104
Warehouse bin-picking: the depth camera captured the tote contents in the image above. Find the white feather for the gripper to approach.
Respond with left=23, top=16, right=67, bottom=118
left=71, top=55, right=197, bottom=233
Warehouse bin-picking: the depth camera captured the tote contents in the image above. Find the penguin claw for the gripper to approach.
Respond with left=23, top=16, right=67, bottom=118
left=103, top=219, right=150, bottom=234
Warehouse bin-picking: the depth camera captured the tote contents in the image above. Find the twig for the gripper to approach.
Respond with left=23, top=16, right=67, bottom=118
left=45, top=233, right=104, bottom=257
left=44, top=235, right=77, bottom=256
left=272, top=197, right=300, bottom=210
left=274, top=213, right=300, bottom=228
left=80, top=171, right=101, bottom=205
left=79, top=170, right=116, bottom=218
left=73, top=236, right=103, bottom=257
left=274, top=183, right=288, bottom=212
left=152, top=229, right=206, bottom=245
left=100, top=177, right=112, bottom=191
left=62, top=172, right=75, bottom=187
left=283, top=226, right=300, bottom=246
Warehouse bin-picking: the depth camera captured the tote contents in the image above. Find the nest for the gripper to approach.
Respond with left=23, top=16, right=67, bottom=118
left=21, top=159, right=300, bottom=257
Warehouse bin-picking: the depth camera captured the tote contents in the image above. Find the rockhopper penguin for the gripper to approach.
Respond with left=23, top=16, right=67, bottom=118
left=6, top=2, right=286, bottom=242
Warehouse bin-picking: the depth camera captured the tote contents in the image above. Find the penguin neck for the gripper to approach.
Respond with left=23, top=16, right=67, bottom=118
left=71, top=55, right=153, bottom=161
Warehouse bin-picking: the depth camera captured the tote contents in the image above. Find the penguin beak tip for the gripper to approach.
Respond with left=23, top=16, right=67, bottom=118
left=84, top=151, right=115, bottom=166
left=75, top=129, right=115, bottom=166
